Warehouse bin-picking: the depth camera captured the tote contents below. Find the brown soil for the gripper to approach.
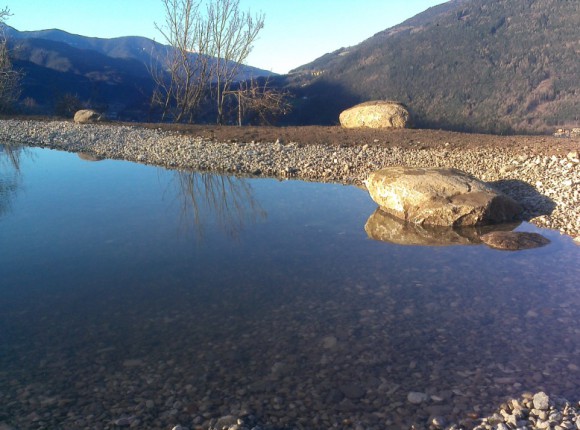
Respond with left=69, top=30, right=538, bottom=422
left=8, top=115, right=579, bottom=155
left=132, top=123, right=579, bottom=156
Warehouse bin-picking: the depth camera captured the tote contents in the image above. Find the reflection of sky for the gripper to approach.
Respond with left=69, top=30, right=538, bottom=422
left=0, top=146, right=579, bottom=429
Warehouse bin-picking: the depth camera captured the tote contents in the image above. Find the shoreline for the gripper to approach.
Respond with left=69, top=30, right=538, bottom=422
left=0, top=119, right=578, bottom=239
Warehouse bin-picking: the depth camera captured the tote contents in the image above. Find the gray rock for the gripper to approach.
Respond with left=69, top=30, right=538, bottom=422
left=533, top=391, right=551, bottom=410
left=407, top=391, right=428, bottom=404
left=365, top=167, right=522, bottom=226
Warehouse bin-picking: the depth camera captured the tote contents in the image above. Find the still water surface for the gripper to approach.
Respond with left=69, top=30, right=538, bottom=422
left=0, top=145, right=578, bottom=430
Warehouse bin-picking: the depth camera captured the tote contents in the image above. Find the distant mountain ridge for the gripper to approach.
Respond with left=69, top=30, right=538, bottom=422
left=287, top=0, right=580, bottom=133
left=4, top=25, right=275, bottom=120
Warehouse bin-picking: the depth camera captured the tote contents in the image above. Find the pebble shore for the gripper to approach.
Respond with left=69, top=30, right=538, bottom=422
left=1, top=119, right=579, bottom=239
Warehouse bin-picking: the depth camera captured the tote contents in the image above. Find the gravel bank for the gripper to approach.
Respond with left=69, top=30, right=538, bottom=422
left=1, top=119, right=578, bottom=238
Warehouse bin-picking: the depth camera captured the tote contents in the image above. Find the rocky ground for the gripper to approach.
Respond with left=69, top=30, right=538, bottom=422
left=0, top=119, right=578, bottom=239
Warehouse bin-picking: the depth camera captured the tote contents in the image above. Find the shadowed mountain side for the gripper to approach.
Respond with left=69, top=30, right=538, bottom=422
left=13, top=54, right=154, bottom=120
left=365, top=208, right=520, bottom=247
left=278, top=77, right=360, bottom=126
left=288, top=0, right=580, bottom=133
left=5, top=25, right=276, bottom=120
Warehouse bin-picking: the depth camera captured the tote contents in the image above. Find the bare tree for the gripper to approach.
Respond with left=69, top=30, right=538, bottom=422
left=153, top=0, right=264, bottom=124
left=230, top=76, right=291, bottom=126
left=206, top=0, right=264, bottom=124
left=152, top=0, right=212, bottom=122
left=0, top=7, right=21, bottom=112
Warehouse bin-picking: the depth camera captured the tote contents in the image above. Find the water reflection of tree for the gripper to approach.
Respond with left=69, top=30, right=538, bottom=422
left=174, top=171, right=266, bottom=238
left=0, top=144, right=23, bottom=217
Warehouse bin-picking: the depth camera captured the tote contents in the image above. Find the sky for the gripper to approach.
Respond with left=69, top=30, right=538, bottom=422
left=7, top=0, right=446, bottom=74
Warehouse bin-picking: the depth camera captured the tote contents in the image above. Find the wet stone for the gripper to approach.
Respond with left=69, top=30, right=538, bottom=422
left=480, top=231, right=551, bottom=251
left=407, top=392, right=429, bottom=404
left=339, top=383, right=366, bottom=400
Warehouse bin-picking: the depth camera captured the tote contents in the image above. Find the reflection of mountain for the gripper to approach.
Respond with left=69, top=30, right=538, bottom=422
left=0, top=145, right=23, bottom=217
left=365, top=208, right=520, bottom=247
left=174, top=171, right=266, bottom=238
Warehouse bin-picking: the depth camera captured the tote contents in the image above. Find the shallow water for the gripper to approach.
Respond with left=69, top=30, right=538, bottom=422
left=0, top=145, right=578, bottom=430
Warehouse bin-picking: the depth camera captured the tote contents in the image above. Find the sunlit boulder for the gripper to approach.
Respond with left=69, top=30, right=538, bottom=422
left=365, top=167, right=522, bottom=226
left=339, top=100, right=410, bottom=129
left=74, top=109, right=103, bottom=124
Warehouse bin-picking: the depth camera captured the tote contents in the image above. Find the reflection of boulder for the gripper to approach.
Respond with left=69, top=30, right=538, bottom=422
left=365, top=167, right=522, bottom=226
left=339, top=101, right=411, bottom=129
left=365, top=208, right=520, bottom=246
left=480, top=231, right=550, bottom=251
left=77, top=152, right=103, bottom=161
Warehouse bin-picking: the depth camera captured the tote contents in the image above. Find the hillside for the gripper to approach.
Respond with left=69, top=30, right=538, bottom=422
left=5, top=26, right=275, bottom=120
left=287, top=0, right=580, bottom=134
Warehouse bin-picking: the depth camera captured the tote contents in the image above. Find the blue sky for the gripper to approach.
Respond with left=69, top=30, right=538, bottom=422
left=7, top=0, right=446, bottom=74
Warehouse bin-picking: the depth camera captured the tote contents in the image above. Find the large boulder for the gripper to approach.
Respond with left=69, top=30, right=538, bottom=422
left=339, top=101, right=410, bottom=129
left=365, top=167, right=522, bottom=227
left=74, top=109, right=102, bottom=124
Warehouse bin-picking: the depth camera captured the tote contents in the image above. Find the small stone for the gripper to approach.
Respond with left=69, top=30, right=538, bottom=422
left=340, top=383, right=366, bottom=399
left=113, top=417, right=134, bottom=427
left=321, top=336, right=337, bottom=349
left=533, top=392, right=550, bottom=410
left=407, top=391, right=428, bottom=404
left=487, top=413, right=505, bottom=425
left=122, top=359, right=144, bottom=367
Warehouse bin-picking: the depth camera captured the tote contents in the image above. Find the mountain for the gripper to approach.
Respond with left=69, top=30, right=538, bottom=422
left=5, top=27, right=272, bottom=79
left=286, top=0, right=580, bottom=134
left=5, top=26, right=275, bottom=120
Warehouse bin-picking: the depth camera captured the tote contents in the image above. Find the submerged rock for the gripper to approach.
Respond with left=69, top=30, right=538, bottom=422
left=77, top=152, right=103, bottom=161
left=365, top=167, right=522, bottom=226
left=480, top=231, right=551, bottom=251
